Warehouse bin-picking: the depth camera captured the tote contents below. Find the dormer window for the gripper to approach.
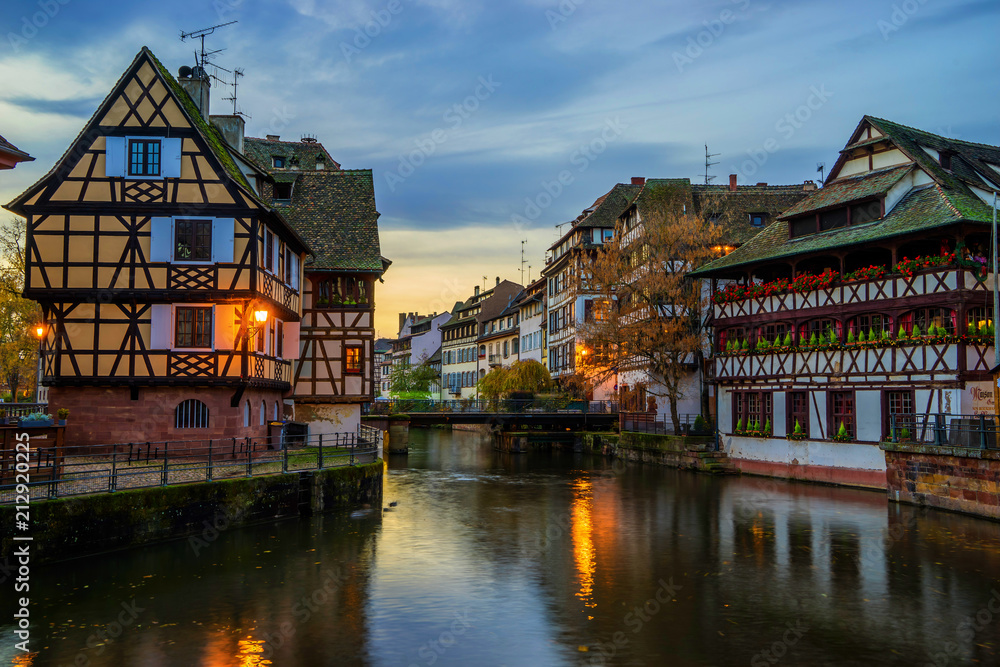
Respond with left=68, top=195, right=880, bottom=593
left=316, top=159, right=325, bottom=170
left=939, top=151, right=953, bottom=170
left=274, top=182, right=292, bottom=200
left=273, top=156, right=286, bottom=169
left=789, top=198, right=883, bottom=239
left=750, top=213, right=767, bottom=227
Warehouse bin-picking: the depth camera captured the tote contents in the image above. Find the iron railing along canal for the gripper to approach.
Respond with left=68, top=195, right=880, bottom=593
left=1, top=426, right=382, bottom=504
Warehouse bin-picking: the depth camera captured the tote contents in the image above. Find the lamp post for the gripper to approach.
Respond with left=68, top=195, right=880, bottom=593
left=34, top=323, right=46, bottom=404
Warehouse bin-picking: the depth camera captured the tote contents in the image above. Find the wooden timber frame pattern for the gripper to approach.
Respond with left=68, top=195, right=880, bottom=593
left=694, top=116, right=1000, bottom=446
left=4, top=48, right=310, bottom=444
left=294, top=276, right=376, bottom=402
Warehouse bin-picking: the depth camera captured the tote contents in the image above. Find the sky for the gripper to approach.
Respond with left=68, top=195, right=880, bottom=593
left=1, top=0, right=999, bottom=336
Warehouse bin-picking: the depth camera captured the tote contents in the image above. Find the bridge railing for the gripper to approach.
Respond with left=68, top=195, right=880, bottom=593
left=364, top=399, right=619, bottom=415
left=621, top=412, right=714, bottom=436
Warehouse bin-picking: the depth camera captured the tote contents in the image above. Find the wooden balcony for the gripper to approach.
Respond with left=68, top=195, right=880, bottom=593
left=715, top=341, right=993, bottom=381
left=713, top=268, right=993, bottom=322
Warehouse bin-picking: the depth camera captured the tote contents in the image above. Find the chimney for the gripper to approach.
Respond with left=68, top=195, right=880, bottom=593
left=178, top=66, right=210, bottom=119
left=803, top=180, right=817, bottom=191
left=399, top=313, right=407, bottom=331
left=210, top=115, right=245, bottom=154
left=474, top=286, right=480, bottom=296
left=756, top=182, right=768, bottom=187
left=496, top=276, right=500, bottom=286
left=729, top=174, right=737, bottom=192
left=266, top=134, right=280, bottom=141
left=631, top=177, right=645, bottom=185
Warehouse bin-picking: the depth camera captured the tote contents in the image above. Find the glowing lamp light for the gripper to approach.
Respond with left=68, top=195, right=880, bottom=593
left=35, top=324, right=46, bottom=338
left=254, top=309, right=268, bottom=324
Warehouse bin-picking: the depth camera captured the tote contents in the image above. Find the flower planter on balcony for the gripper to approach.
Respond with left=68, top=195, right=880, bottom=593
left=19, top=418, right=53, bottom=428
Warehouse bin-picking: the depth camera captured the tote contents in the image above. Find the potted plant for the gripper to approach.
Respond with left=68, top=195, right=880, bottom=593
left=832, top=421, right=852, bottom=443
left=788, top=419, right=807, bottom=441
left=690, top=414, right=711, bottom=435
left=19, top=411, right=54, bottom=428
left=57, top=408, right=69, bottom=426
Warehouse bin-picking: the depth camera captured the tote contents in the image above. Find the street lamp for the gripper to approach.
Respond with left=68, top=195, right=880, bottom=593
left=34, top=322, right=46, bottom=403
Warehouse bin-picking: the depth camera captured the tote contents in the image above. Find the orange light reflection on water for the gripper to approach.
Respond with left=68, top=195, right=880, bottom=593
left=236, top=637, right=273, bottom=666
left=571, top=478, right=597, bottom=609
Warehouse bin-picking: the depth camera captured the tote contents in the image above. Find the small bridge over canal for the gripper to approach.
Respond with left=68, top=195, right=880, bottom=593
left=363, top=399, right=620, bottom=431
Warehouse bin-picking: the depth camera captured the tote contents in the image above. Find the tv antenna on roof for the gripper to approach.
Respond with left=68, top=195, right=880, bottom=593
left=180, top=20, right=237, bottom=69
left=704, top=144, right=720, bottom=185
left=816, top=162, right=826, bottom=183
left=520, top=239, right=528, bottom=285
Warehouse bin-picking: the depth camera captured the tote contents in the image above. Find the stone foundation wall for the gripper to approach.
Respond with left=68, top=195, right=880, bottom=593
left=881, top=442, right=1000, bottom=520
left=0, top=461, right=383, bottom=563
left=48, top=386, right=282, bottom=451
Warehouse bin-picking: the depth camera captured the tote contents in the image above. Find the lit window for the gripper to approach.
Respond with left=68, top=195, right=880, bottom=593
left=345, top=346, right=362, bottom=373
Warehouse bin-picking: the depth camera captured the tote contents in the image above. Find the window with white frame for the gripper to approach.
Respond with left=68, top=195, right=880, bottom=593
left=105, top=136, right=181, bottom=180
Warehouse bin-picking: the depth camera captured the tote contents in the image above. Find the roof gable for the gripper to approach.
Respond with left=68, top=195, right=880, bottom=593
left=6, top=47, right=261, bottom=214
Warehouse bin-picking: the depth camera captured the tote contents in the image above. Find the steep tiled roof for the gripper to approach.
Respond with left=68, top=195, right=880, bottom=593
left=477, top=280, right=523, bottom=323
left=245, top=136, right=383, bottom=272
left=692, top=183, right=813, bottom=244
left=242, top=137, right=340, bottom=172
left=692, top=117, right=1000, bottom=277
left=777, top=165, right=911, bottom=219
left=692, top=185, right=985, bottom=277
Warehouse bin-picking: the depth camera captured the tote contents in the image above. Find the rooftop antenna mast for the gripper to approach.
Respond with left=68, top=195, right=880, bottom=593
left=222, top=68, right=250, bottom=119
left=704, top=144, right=720, bottom=185
left=816, top=162, right=826, bottom=184
left=180, top=20, right=237, bottom=69
left=520, top=239, right=528, bottom=285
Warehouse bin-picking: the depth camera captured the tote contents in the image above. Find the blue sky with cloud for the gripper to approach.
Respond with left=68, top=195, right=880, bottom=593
left=1, top=0, right=998, bottom=334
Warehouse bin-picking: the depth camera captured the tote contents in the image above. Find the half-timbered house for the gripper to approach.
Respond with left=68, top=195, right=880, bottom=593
left=5, top=48, right=310, bottom=447
left=242, top=136, right=388, bottom=436
left=692, top=116, right=1000, bottom=488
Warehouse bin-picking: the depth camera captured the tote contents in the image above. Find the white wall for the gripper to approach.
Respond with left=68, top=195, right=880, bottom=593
left=725, top=436, right=887, bottom=473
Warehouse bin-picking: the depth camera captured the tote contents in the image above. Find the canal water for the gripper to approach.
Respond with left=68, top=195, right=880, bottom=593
left=5, top=428, right=1000, bottom=666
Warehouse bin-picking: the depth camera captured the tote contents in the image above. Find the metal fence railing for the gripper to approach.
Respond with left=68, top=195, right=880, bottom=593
left=364, top=399, right=619, bottom=415
left=620, top=412, right=713, bottom=436
left=0, top=427, right=380, bottom=505
left=0, top=403, right=48, bottom=421
left=889, top=413, right=1000, bottom=449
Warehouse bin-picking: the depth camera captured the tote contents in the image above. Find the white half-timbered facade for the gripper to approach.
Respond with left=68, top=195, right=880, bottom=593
left=693, top=116, right=1000, bottom=488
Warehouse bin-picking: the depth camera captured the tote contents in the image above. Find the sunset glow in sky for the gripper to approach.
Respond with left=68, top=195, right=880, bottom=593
left=2, top=0, right=998, bottom=335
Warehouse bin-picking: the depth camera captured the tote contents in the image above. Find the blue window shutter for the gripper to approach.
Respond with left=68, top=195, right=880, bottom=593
left=212, top=218, right=235, bottom=263
left=105, top=136, right=125, bottom=177
left=149, top=217, right=172, bottom=262
left=150, top=305, right=171, bottom=349
left=162, top=138, right=182, bottom=178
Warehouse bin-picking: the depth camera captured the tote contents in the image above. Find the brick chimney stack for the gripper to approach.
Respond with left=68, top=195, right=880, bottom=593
left=729, top=174, right=737, bottom=192
left=631, top=177, right=645, bottom=185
